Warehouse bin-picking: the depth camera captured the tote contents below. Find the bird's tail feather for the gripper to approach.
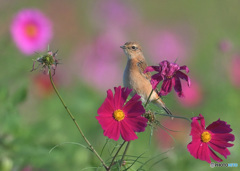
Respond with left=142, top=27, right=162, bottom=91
left=154, top=98, right=172, bottom=116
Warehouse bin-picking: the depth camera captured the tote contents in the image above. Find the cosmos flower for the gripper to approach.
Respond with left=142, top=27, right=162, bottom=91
left=144, top=60, right=190, bottom=97
left=187, top=114, right=235, bottom=163
left=11, top=9, right=52, bottom=55
left=96, top=86, right=148, bottom=141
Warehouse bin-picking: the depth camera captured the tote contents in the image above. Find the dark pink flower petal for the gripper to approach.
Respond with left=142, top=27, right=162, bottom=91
left=188, top=141, right=211, bottom=163
left=103, top=121, right=120, bottom=141
left=125, top=117, right=148, bottom=132
left=211, top=133, right=235, bottom=142
left=97, top=89, right=114, bottom=116
left=197, top=143, right=211, bottom=163
left=113, top=86, right=122, bottom=109
left=209, top=142, right=231, bottom=159
left=176, top=71, right=191, bottom=87
left=120, top=120, right=138, bottom=141
left=159, top=79, right=173, bottom=96
left=123, top=100, right=145, bottom=117
left=209, top=148, right=223, bottom=162
left=151, top=73, right=163, bottom=89
left=173, top=76, right=183, bottom=97
left=206, top=119, right=232, bottom=133
left=180, top=65, right=190, bottom=73
left=210, top=139, right=234, bottom=148
left=144, top=66, right=160, bottom=73
left=187, top=141, right=201, bottom=160
left=96, top=116, right=113, bottom=130
left=190, top=116, right=204, bottom=139
left=121, top=87, right=132, bottom=106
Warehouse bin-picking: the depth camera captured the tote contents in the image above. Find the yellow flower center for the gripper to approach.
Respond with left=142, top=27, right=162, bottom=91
left=201, top=131, right=211, bottom=143
left=25, top=24, right=38, bottom=38
left=113, top=109, right=125, bottom=121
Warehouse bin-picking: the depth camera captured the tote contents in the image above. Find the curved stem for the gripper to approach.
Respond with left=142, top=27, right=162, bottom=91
left=120, top=141, right=131, bottom=169
left=145, top=89, right=154, bottom=108
left=48, top=68, right=108, bottom=170
left=108, top=141, right=126, bottom=171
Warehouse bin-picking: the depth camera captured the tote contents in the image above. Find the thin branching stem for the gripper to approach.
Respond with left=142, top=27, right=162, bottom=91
left=48, top=68, right=108, bottom=170
left=108, top=141, right=126, bottom=171
left=145, top=89, right=154, bottom=108
left=120, top=141, right=131, bottom=169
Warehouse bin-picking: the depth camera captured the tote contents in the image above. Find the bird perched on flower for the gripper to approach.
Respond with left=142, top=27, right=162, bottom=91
left=121, top=42, right=172, bottom=115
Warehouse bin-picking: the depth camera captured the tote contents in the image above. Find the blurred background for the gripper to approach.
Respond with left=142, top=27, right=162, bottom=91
left=0, top=0, right=239, bottom=170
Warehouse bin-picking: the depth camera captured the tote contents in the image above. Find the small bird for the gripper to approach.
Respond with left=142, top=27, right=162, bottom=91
left=121, top=42, right=172, bottom=115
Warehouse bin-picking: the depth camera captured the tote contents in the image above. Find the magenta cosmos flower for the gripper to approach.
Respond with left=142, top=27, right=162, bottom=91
left=11, top=9, right=52, bottom=55
left=144, top=60, right=190, bottom=97
left=187, top=114, right=235, bottom=163
left=96, top=86, right=148, bottom=141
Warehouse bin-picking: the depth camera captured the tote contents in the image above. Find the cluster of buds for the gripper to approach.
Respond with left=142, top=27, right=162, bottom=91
left=31, top=50, right=59, bottom=76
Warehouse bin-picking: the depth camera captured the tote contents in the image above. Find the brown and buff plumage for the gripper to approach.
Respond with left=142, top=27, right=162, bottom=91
left=121, top=42, right=172, bottom=115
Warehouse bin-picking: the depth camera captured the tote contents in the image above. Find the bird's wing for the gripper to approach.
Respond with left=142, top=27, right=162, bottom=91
left=137, top=60, right=152, bottom=81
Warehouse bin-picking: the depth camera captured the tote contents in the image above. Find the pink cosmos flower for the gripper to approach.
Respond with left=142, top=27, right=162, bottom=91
left=187, top=114, right=235, bottom=163
left=96, top=86, right=148, bottom=141
left=144, top=60, right=190, bottom=97
left=11, top=9, right=52, bottom=55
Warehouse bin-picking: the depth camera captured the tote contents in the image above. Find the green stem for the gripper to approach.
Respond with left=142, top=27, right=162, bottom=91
left=145, top=89, right=154, bottom=108
left=120, top=141, right=131, bottom=169
left=108, top=141, right=126, bottom=171
left=48, top=68, right=108, bottom=170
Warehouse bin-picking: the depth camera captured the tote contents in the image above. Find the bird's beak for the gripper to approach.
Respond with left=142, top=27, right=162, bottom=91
left=120, top=45, right=126, bottom=49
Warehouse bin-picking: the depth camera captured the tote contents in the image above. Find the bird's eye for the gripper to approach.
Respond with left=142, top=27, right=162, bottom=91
left=131, top=46, right=137, bottom=50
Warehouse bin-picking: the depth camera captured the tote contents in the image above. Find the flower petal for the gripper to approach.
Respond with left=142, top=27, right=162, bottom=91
left=144, top=66, right=160, bottom=73
left=209, top=147, right=223, bottom=162
left=211, top=133, right=235, bottom=142
left=103, top=120, right=120, bottom=141
left=97, top=89, right=114, bottom=116
left=206, top=119, right=233, bottom=134
left=188, top=141, right=211, bottom=163
left=123, top=93, right=145, bottom=117
left=125, top=117, right=148, bottom=132
left=159, top=79, right=172, bottom=96
left=176, top=71, right=191, bottom=87
left=96, top=116, right=114, bottom=130
left=197, top=143, right=211, bottom=163
left=151, top=73, right=163, bottom=89
left=120, top=120, right=138, bottom=141
left=180, top=65, right=190, bottom=73
left=113, top=86, right=122, bottom=109
left=209, top=141, right=231, bottom=159
left=173, top=76, right=184, bottom=97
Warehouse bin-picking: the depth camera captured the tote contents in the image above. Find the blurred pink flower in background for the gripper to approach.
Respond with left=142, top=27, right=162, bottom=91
left=11, top=9, right=52, bottom=55
left=218, top=39, right=233, bottom=53
left=229, top=55, right=240, bottom=88
left=177, top=78, right=203, bottom=107
left=74, top=30, right=126, bottom=91
left=146, top=31, right=188, bottom=63
left=91, top=0, right=139, bottom=29
left=155, top=118, right=190, bottom=150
